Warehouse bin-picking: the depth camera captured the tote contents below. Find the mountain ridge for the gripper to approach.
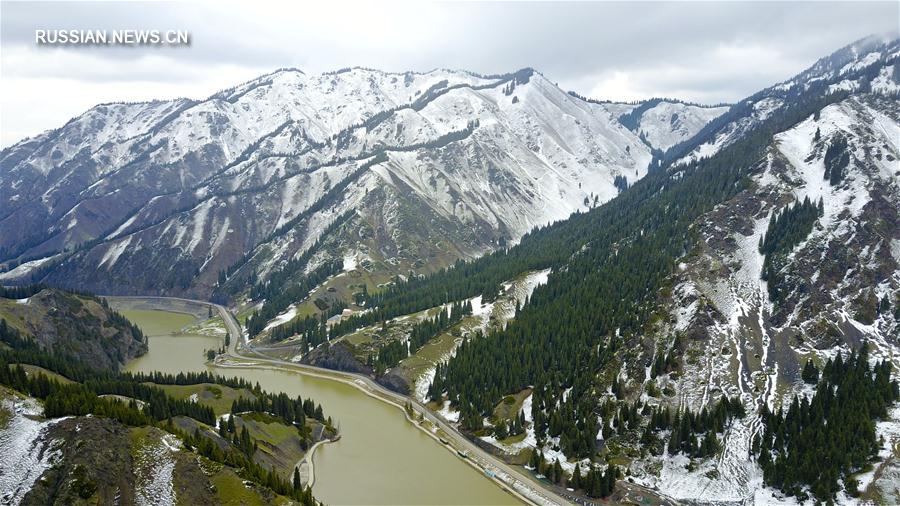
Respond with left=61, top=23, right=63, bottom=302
left=265, top=35, right=900, bottom=504
left=0, top=65, right=723, bottom=299
left=1, top=33, right=899, bottom=505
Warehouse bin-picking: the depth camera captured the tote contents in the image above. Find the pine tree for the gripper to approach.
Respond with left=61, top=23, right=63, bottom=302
left=755, top=345, right=899, bottom=500
left=801, top=359, right=819, bottom=384
left=293, top=466, right=302, bottom=490
left=701, top=430, right=720, bottom=457
left=759, top=197, right=821, bottom=302
left=529, top=448, right=541, bottom=470
left=604, top=466, right=617, bottom=497
left=823, top=134, right=849, bottom=186
left=570, top=463, right=582, bottom=489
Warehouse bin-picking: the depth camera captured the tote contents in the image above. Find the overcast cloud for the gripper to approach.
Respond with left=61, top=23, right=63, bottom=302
left=1, top=0, right=897, bottom=147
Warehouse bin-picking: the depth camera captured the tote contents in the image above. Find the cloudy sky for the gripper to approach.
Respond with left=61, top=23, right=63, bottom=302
left=1, top=0, right=897, bottom=147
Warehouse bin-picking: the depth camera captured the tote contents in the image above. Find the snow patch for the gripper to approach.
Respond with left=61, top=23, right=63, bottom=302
left=437, top=400, right=460, bottom=423
left=264, top=304, right=298, bottom=331
left=0, top=397, right=66, bottom=505
left=133, top=432, right=178, bottom=506
left=99, top=236, right=133, bottom=270
left=415, top=367, right=436, bottom=403
left=342, top=252, right=358, bottom=272
left=0, top=255, right=59, bottom=281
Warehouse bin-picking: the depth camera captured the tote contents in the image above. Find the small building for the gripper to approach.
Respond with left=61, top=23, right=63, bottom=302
left=326, top=314, right=342, bottom=328
left=326, top=308, right=359, bottom=328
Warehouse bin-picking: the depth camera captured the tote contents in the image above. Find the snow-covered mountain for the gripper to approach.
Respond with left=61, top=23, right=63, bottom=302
left=612, top=37, right=900, bottom=503
left=670, top=34, right=900, bottom=166
left=0, top=67, right=693, bottom=297
left=606, top=99, right=729, bottom=152
left=2, top=30, right=899, bottom=506
left=624, top=94, right=899, bottom=503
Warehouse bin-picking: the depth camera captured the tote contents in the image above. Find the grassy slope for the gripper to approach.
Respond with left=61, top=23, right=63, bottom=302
left=493, top=388, right=531, bottom=422
left=152, top=383, right=257, bottom=416
left=0, top=299, right=30, bottom=334
left=235, top=412, right=320, bottom=479
left=15, top=364, right=75, bottom=385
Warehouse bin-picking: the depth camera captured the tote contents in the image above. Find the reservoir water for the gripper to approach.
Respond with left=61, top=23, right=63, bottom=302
left=117, top=301, right=519, bottom=506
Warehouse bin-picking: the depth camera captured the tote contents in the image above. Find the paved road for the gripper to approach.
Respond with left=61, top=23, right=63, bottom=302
left=204, top=303, right=567, bottom=505
left=116, top=295, right=676, bottom=506
left=212, top=302, right=242, bottom=352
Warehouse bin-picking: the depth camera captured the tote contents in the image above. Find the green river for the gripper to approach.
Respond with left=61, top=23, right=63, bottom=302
left=116, top=300, right=519, bottom=505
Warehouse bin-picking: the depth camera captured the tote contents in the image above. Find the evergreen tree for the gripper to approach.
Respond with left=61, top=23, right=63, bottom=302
left=293, top=466, right=302, bottom=490
left=570, top=463, right=582, bottom=489
left=823, top=134, right=849, bottom=186
left=755, top=345, right=899, bottom=501
left=759, top=197, right=822, bottom=303
left=801, top=359, right=819, bottom=384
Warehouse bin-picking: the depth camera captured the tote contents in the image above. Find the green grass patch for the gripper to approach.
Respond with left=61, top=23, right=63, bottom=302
left=152, top=383, right=255, bottom=416
left=241, top=411, right=282, bottom=426
left=394, top=315, right=477, bottom=385
left=496, top=447, right=532, bottom=466
left=0, top=302, right=30, bottom=335
left=343, top=330, right=374, bottom=346
left=15, top=364, right=75, bottom=385
left=608, top=455, right=632, bottom=467
left=234, top=413, right=311, bottom=478
left=237, top=412, right=307, bottom=448
left=129, top=425, right=154, bottom=446
left=492, top=388, right=531, bottom=422
left=500, top=432, right=528, bottom=445
left=211, top=468, right=268, bottom=506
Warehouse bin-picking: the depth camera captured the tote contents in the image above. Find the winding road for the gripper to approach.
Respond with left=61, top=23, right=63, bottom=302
left=205, top=302, right=570, bottom=505
left=115, top=295, right=675, bottom=506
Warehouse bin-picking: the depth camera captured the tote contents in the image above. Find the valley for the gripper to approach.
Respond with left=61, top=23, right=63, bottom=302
left=0, top=291, right=332, bottom=505
left=109, top=294, right=679, bottom=506
left=114, top=297, right=529, bottom=506
left=1, top=24, right=899, bottom=506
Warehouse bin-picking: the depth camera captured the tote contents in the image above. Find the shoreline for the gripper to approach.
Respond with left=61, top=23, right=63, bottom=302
left=119, top=295, right=561, bottom=506
left=214, top=356, right=539, bottom=506
left=296, top=434, right=341, bottom=488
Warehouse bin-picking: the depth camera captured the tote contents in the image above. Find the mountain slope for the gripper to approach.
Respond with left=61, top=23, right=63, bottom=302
left=295, top=36, right=900, bottom=504
left=589, top=38, right=900, bottom=504
left=533, top=39, right=900, bottom=504
left=668, top=34, right=900, bottom=166
left=624, top=91, right=899, bottom=505
left=1, top=68, right=666, bottom=299
left=612, top=99, right=729, bottom=152
left=0, top=286, right=147, bottom=370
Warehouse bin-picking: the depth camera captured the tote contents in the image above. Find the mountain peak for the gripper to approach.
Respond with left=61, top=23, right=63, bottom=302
left=788, top=34, right=899, bottom=87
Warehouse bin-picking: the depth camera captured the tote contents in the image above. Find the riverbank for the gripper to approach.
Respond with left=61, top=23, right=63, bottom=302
left=119, top=298, right=523, bottom=505
left=216, top=353, right=553, bottom=506
left=296, top=434, right=342, bottom=488
left=106, top=295, right=211, bottom=319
